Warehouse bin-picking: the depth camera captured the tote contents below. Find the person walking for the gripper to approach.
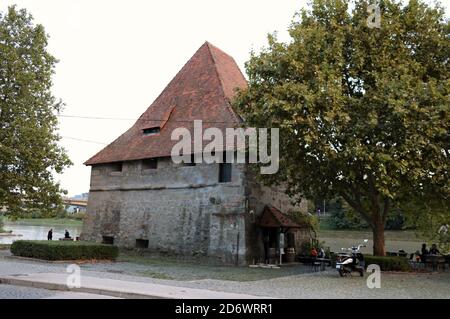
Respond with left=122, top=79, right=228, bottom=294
left=47, top=229, right=53, bottom=241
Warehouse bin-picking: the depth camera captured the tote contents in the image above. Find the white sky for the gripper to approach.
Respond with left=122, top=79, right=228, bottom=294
left=0, top=0, right=306, bottom=196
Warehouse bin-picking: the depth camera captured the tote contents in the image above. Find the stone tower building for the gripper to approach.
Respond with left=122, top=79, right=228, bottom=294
left=82, top=42, right=309, bottom=264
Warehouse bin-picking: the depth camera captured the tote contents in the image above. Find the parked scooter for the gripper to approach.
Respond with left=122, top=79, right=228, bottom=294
left=335, top=239, right=368, bottom=277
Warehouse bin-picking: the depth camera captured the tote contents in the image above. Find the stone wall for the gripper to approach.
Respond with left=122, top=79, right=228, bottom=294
left=82, top=158, right=249, bottom=265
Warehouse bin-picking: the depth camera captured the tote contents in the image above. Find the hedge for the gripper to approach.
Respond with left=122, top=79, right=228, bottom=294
left=10, top=240, right=118, bottom=261
left=364, top=255, right=412, bottom=272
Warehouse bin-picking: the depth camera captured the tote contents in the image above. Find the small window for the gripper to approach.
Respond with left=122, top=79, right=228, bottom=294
left=142, top=158, right=157, bottom=170
left=136, top=239, right=149, bottom=249
left=143, top=127, right=160, bottom=136
left=219, top=163, right=232, bottom=183
left=111, top=162, right=123, bottom=172
left=102, top=236, right=114, bottom=245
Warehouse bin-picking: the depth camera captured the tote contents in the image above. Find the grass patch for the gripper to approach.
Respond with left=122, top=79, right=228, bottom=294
left=5, top=218, right=82, bottom=227
left=318, top=230, right=425, bottom=255
left=11, top=240, right=118, bottom=261
left=318, top=229, right=423, bottom=241
left=139, top=271, right=174, bottom=280
left=318, top=216, right=335, bottom=231
left=118, top=250, right=309, bottom=281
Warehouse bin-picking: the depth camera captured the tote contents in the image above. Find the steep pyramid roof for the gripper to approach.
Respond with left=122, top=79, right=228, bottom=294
left=85, top=42, right=247, bottom=165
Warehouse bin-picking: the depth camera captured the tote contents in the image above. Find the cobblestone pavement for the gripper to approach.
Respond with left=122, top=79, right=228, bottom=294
left=1, top=251, right=449, bottom=299
left=0, top=284, right=54, bottom=299
left=0, top=284, right=118, bottom=299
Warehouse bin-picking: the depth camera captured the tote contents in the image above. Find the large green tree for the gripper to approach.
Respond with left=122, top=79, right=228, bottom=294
left=0, top=6, right=71, bottom=217
left=235, top=0, right=449, bottom=255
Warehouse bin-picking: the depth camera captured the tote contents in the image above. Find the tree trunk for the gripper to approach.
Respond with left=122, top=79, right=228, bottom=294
left=372, top=219, right=386, bottom=256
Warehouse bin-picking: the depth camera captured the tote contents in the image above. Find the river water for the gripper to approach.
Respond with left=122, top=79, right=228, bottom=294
left=0, top=223, right=82, bottom=244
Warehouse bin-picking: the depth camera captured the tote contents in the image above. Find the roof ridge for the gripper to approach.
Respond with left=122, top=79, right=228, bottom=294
left=205, top=42, right=242, bottom=125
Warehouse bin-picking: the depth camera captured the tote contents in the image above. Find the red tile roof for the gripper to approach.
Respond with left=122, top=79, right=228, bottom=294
left=85, top=42, right=247, bottom=165
left=259, top=205, right=302, bottom=228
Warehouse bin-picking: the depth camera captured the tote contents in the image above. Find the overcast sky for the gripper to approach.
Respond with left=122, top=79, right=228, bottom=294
left=1, top=0, right=307, bottom=196
left=1, top=1, right=447, bottom=197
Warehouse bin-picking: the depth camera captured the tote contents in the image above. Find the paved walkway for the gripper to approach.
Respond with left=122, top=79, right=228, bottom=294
left=1, top=251, right=449, bottom=299
left=0, top=273, right=265, bottom=299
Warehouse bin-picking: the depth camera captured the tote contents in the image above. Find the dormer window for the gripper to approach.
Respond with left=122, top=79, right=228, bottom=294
left=143, top=127, right=160, bottom=136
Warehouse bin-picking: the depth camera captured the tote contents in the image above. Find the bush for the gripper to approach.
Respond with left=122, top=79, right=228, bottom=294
left=364, top=255, right=412, bottom=272
left=10, top=240, right=118, bottom=261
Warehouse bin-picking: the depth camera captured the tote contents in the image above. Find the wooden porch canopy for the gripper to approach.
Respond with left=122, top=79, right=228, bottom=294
left=259, top=205, right=302, bottom=229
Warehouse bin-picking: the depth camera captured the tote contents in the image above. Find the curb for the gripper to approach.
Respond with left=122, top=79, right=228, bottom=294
left=0, top=276, right=161, bottom=299
left=5, top=255, right=115, bottom=265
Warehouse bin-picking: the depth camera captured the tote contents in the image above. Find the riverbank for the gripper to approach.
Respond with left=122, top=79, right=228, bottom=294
left=0, top=220, right=83, bottom=244
left=317, top=229, right=425, bottom=254
left=4, top=218, right=83, bottom=227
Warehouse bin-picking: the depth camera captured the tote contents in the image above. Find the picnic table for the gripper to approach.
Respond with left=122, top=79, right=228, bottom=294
left=313, top=258, right=331, bottom=271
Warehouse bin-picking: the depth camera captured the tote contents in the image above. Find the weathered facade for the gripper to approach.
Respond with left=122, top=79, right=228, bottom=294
left=82, top=42, right=309, bottom=264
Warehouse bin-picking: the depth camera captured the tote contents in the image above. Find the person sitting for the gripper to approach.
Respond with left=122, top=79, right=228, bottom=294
left=414, top=250, right=421, bottom=262
left=429, top=244, right=440, bottom=255
left=310, top=247, right=318, bottom=258
left=64, top=229, right=70, bottom=239
left=318, top=248, right=325, bottom=258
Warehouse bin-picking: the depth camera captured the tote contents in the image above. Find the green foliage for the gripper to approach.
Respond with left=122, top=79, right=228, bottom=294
left=328, top=197, right=407, bottom=230
left=404, top=199, right=449, bottom=253
left=234, top=0, right=449, bottom=255
left=0, top=6, right=72, bottom=218
left=10, top=240, right=118, bottom=261
left=291, top=210, right=319, bottom=230
left=300, top=238, right=327, bottom=255
left=329, top=209, right=369, bottom=230
left=364, top=255, right=412, bottom=271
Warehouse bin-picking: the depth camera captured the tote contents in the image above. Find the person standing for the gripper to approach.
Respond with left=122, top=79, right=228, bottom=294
left=421, top=243, right=429, bottom=263
left=47, top=229, right=53, bottom=241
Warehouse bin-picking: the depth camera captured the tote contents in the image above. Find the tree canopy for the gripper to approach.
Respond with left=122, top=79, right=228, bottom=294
left=235, top=0, right=449, bottom=255
left=0, top=6, right=71, bottom=217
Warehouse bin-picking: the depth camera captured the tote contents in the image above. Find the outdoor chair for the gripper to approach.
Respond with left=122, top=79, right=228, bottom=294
left=311, top=260, right=321, bottom=272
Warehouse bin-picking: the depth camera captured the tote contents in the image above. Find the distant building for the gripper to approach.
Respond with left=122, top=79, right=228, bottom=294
left=63, top=196, right=88, bottom=214
left=82, top=42, right=311, bottom=264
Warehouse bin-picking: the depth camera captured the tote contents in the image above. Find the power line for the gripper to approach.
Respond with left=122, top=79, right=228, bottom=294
left=57, top=114, right=238, bottom=124
left=61, top=136, right=108, bottom=145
